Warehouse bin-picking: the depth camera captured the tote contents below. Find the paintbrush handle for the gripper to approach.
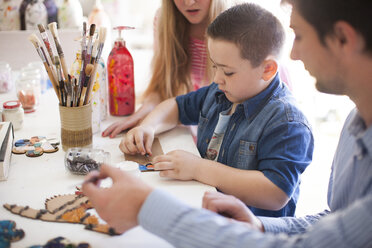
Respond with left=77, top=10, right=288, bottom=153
left=60, top=56, right=69, bottom=83
left=79, top=86, right=87, bottom=106
left=83, top=63, right=98, bottom=105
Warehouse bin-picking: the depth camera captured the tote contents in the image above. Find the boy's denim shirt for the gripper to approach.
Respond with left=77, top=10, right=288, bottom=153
left=176, top=74, right=314, bottom=217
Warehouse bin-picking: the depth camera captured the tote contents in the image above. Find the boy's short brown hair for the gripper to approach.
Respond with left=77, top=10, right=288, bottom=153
left=207, top=3, right=285, bottom=67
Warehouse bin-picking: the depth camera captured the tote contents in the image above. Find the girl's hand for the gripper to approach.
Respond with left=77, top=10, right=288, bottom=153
left=119, top=125, right=155, bottom=156
left=152, top=150, right=202, bottom=181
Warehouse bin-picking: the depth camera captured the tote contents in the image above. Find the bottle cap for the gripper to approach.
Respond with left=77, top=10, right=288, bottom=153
left=3, top=100, right=21, bottom=109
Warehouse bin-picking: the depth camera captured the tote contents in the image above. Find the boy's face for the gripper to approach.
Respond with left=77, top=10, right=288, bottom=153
left=208, top=38, right=265, bottom=104
left=173, top=0, right=211, bottom=25
left=289, top=7, right=345, bottom=95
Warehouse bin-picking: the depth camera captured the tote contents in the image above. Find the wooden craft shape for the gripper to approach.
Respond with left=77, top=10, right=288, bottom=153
left=3, top=193, right=120, bottom=236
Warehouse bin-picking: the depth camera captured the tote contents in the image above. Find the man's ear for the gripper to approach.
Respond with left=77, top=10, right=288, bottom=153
left=331, top=21, right=365, bottom=54
left=261, top=59, right=278, bottom=81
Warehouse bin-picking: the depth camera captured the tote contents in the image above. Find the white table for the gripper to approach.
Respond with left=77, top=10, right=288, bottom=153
left=0, top=89, right=215, bottom=247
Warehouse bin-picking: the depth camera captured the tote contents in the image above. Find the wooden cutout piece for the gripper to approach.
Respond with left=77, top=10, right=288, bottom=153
left=124, top=138, right=164, bottom=165
left=3, top=193, right=121, bottom=236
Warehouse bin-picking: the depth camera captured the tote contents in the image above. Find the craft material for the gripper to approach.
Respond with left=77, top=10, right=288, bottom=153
left=31, top=236, right=90, bottom=248
left=29, top=21, right=106, bottom=109
left=79, top=64, right=94, bottom=106
left=59, top=103, right=92, bottom=151
left=84, top=27, right=107, bottom=106
left=12, top=136, right=59, bottom=156
left=2, top=101, right=24, bottom=130
left=107, top=26, right=135, bottom=116
left=139, top=163, right=155, bottom=172
left=48, top=22, right=69, bottom=82
left=28, top=33, right=60, bottom=102
left=0, top=220, right=25, bottom=247
left=0, top=62, right=12, bottom=93
left=16, top=73, right=41, bottom=113
left=124, top=138, right=163, bottom=171
left=3, top=193, right=119, bottom=235
left=116, top=161, right=140, bottom=177
left=0, top=122, right=13, bottom=181
left=65, top=148, right=110, bottom=175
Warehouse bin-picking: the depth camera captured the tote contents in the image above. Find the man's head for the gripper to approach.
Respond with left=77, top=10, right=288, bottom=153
left=283, top=0, right=372, bottom=55
left=206, top=3, right=285, bottom=104
left=284, top=0, right=372, bottom=96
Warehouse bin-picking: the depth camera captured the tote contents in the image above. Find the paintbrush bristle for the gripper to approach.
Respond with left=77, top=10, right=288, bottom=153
left=48, top=22, right=58, bottom=37
left=89, top=24, right=96, bottom=36
left=98, top=27, right=107, bottom=44
left=28, top=33, right=41, bottom=48
left=85, top=64, right=94, bottom=76
left=37, top=24, right=45, bottom=33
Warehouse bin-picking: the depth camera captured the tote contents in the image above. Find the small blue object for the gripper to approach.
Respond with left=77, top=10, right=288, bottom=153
left=14, top=139, right=30, bottom=147
left=138, top=163, right=155, bottom=172
left=0, top=220, right=25, bottom=248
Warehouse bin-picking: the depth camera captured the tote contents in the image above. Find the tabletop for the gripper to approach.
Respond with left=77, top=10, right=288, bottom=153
left=0, top=88, right=215, bottom=248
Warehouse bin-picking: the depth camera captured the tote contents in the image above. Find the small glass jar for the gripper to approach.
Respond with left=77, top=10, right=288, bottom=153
left=0, top=62, right=13, bottom=93
left=16, top=78, right=40, bottom=113
left=2, top=100, right=24, bottom=130
left=65, top=148, right=110, bottom=175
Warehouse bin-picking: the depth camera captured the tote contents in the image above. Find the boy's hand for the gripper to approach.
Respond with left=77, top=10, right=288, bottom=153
left=119, top=125, right=155, bottom=156
left=202, top=191, right=264, bottom=232
left=153, top=150, right=201, bottom=180
left=82, top=164, right=153, bottom=233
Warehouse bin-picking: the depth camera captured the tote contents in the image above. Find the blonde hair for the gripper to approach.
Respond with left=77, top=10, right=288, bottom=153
left=143, top=0, right=230, bottom=101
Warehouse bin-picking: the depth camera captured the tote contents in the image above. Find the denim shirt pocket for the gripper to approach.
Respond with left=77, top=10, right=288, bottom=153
left=237, top=140, right=258, bottom=169
left=198, top=113, right=209, bottom=132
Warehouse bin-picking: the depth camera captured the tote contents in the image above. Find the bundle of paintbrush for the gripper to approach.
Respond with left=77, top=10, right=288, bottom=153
left=28, top=22, right=107, bottom=107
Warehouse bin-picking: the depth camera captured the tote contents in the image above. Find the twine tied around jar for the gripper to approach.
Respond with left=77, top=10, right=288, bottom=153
left=59, top=103, right=92, bottom=151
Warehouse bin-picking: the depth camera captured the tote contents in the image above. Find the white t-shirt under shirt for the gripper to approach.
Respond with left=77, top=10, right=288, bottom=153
left=205, top=108, right=232, bottom=161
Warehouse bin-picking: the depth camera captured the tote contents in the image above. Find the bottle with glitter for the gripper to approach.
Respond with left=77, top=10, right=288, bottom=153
left=107, top=26, right=135, bottom=116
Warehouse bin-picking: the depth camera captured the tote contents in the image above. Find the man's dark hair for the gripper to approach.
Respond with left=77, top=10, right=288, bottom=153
left=283, top=0, right=372, bottom=53
left=207, top=3, right=285, bottom=67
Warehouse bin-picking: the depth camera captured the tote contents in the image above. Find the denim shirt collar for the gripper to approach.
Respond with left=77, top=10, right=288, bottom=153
left=214, top=73, right=282, bottom=119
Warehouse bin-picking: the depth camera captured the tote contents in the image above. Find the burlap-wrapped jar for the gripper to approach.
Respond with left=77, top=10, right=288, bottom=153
left=59, top=103, right=92, bottom=151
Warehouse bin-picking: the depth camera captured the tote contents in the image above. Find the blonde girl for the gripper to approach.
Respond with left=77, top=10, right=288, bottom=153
left=103, top=0, right=231, bottom=138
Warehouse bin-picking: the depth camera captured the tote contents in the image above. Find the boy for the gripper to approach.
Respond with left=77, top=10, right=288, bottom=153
left=121, top=3, right=313, bottom=217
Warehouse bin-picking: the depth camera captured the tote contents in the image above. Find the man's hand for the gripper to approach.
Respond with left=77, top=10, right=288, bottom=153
left=202, top=191, right=264, bottom=232
left=82, top=164, right=153, bottom=233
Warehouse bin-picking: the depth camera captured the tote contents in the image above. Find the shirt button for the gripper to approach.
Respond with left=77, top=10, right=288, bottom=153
left=206, top=138, right=209, bottom=143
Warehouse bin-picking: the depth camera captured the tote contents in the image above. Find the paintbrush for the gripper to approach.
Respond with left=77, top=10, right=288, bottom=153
left=79, top=64, right=94, bottom=106
left=54, top=56, right=66, bottom=106
left=28, top=33, right=60, bottom=103
left=48, top=22, right=69, bottom=84
left=90, top=38, right=99, bottom=65
left=78, top=22, right=87, bottom=98
left=86, top=24, right=96, bottom=65
left=85, top=27, right=107, bottom=104
left=37, top=24, right=54, bottom=66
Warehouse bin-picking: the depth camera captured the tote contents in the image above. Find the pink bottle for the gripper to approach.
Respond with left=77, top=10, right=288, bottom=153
left=107, top=26, right=135, bottom=116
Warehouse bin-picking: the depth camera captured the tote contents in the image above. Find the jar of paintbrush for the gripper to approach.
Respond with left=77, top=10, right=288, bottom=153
left=27, top=21, right=107, bottom=150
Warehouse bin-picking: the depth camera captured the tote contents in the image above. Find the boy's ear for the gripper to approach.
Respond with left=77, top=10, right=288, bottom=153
left=261, top=59, right=278, bottom=81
